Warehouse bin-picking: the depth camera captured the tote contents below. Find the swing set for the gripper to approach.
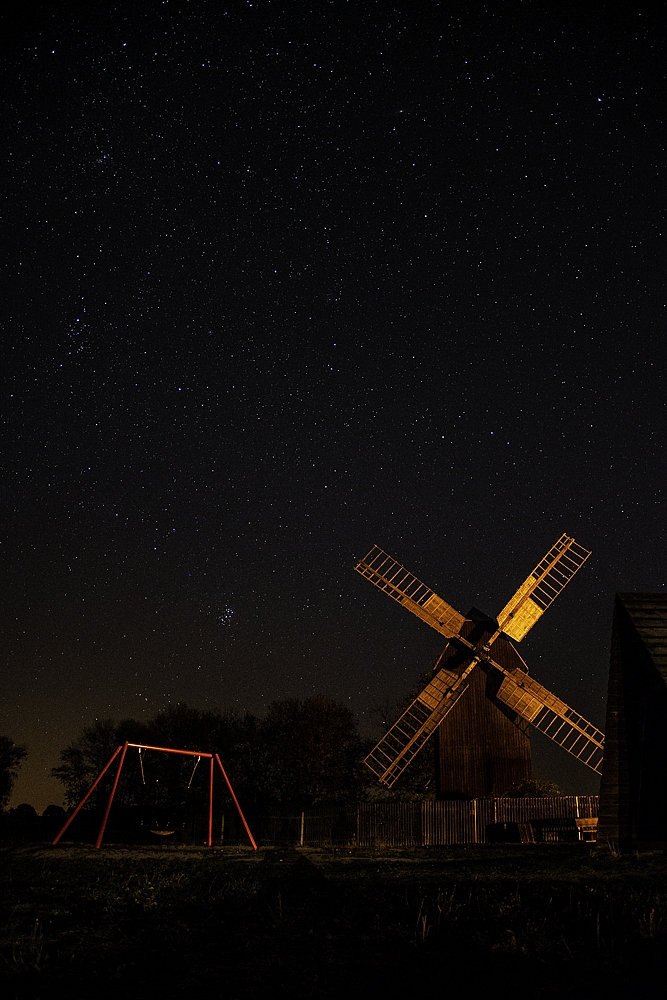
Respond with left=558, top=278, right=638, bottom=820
left=53, top=742, right=258, bottom=849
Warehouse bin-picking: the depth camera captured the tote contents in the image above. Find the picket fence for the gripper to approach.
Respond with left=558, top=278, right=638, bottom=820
left=220, top=796, right=599, bottom=847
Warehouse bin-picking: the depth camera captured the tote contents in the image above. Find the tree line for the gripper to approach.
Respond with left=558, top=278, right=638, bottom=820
left=0, top=735, right=27, bottom=810
left=1, top=695, right=559, bottom=820
left=1, top=695, right=435, bottom=822
left=51, top=697, right=372, bottom=812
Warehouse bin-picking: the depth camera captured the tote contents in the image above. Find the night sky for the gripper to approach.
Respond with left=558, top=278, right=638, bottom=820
left=2, top=3, right=666, bottom=811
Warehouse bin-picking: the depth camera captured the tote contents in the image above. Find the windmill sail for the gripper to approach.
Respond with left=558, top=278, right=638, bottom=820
left=364, top=660, right=477, bottom=787
left=496, top=535, right=591, bottom=642
left=493, top=667, right=604, bottom=772
left=355, top=545, right=468, bottom=639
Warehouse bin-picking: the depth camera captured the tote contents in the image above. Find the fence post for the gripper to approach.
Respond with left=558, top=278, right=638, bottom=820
left=300, top=811, right=305, bottom=847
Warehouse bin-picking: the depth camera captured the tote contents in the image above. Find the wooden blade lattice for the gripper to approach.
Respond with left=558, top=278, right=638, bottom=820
left=494, top=668, right=604, bottom=772
left=496, top=535, right=591, bottom=642
left=364, top=661, right=477, bottom=787
left=355, top=545, right=467, bottom=639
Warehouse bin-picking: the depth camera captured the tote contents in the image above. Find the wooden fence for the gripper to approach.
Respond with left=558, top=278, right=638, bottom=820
left=220, top=796, right=599, bottom=847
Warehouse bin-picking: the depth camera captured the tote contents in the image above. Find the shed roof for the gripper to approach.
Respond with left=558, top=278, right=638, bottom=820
left=617, top=593, right=667, bottom=681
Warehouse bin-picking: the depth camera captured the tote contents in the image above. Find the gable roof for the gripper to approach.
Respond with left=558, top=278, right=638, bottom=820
left=617, top=593, right=667, bottom=681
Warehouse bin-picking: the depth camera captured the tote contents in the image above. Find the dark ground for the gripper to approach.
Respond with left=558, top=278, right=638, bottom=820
left=2, top=844, right=667, bottom=999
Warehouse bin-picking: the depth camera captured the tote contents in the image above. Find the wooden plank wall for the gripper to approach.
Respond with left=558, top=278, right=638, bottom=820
left=436, top=614, right=532, bottom=798
left=599, top=594, right=667, bottom=850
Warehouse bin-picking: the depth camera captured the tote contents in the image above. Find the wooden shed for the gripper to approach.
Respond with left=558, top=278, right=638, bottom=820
left=598, top=593, right=667, bottom=850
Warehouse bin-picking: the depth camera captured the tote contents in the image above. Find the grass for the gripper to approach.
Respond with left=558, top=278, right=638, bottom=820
left=2, top=843, right=667, bottom=998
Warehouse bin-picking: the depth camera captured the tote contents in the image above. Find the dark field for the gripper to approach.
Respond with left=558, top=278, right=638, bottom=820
left=2, top=844, right=667, bottom=999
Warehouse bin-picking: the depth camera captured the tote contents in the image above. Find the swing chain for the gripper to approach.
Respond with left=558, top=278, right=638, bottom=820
left=187, top=755, right=201, bottom=789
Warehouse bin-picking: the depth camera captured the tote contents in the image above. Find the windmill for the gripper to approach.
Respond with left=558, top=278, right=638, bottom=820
left=356, top=534, right=604, bottom=793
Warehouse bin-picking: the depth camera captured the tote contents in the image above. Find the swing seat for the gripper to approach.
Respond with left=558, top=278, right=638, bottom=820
left=150, top=828, right=177, bottom=836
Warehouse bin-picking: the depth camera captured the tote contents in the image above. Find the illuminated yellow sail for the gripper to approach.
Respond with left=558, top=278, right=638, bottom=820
left=497, top=534, right=591, bottom=641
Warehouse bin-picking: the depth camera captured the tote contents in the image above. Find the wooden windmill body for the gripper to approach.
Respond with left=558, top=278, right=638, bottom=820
left=434, top=610, right=531, bottom=798
left=356, top=535, right=604, bottom=795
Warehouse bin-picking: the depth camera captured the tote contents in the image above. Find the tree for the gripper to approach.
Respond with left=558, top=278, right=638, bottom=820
left=365, top=671, right=437, bottom=801
left=258, top=696, right=365, bottom=808
left=51, top=718, right=149, bottom=807
left=142, top=703, right=262, bottom=813
left=0, top=736, right=28, bottom=810
left=148, top=703, right=230, bottom=754
left=503, top=778, right=562, bottom=797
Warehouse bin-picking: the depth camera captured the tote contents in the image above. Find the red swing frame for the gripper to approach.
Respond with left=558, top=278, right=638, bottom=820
left=53, top=742, right=258, bottom=850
